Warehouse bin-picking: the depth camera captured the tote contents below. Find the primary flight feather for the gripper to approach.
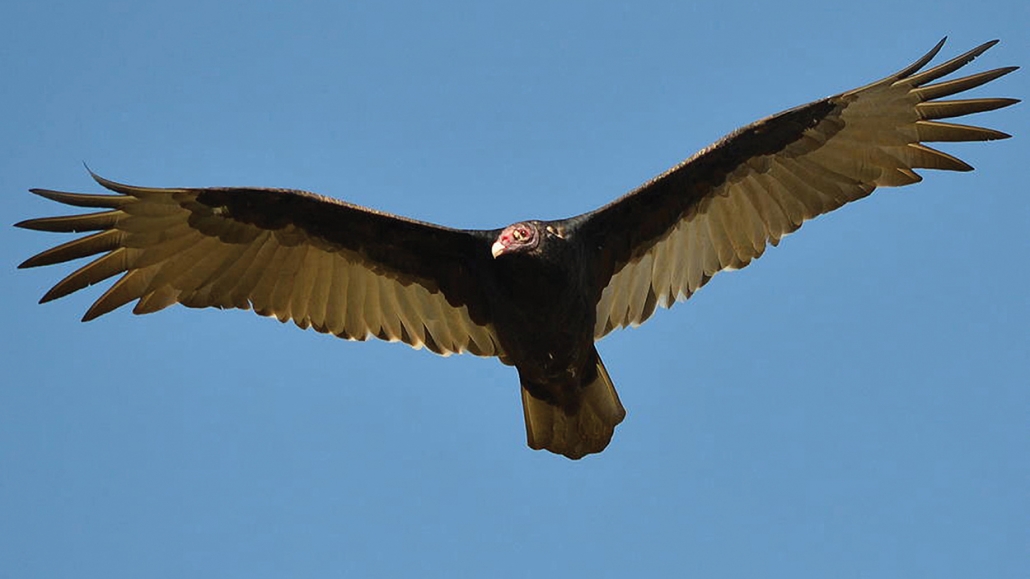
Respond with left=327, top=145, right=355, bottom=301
left=17, top=39, right=1018, bottom=459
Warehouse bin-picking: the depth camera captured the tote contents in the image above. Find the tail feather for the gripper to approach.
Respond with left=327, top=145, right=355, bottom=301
left=521, top=355, right=626, bottom=459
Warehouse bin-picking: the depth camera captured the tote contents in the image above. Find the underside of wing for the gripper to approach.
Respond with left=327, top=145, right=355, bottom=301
left=17, top=172, right=504, bottom=357
left=585, top=39, right=1018, bottom=338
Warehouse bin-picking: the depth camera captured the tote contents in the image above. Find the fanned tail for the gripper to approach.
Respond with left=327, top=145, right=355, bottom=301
left=521, top=353, right=626, bottom=459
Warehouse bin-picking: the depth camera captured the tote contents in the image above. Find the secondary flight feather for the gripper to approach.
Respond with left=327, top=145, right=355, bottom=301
left=17, top=39, right=1017, bottom=459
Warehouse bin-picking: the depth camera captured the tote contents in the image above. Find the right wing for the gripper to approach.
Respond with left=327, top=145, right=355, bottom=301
left=17, top=172, right=504, bottom=357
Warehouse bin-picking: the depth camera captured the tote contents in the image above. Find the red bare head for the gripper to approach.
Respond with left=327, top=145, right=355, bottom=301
left=491, top=222, right=539, bottom=258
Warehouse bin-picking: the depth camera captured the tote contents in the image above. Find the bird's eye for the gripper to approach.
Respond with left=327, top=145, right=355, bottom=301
left=513, top=228, right=526, bottom=241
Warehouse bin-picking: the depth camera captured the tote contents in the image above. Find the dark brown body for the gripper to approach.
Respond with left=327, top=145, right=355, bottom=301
left=485, top=222, right=602, bottom=412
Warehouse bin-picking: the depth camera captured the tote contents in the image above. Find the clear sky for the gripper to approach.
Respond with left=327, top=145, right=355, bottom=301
left=2, top=1, right=1027, bottom=578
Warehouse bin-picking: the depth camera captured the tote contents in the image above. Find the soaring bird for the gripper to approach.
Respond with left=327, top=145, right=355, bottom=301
left=17, top=39, right=1017, bottom=459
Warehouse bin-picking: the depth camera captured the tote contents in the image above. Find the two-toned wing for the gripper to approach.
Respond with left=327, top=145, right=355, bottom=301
left=17, top=173, right=504, bottom=357
left=578, top=39, right=1018, bottom=337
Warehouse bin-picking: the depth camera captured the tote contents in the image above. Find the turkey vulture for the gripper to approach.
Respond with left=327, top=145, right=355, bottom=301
left=17, top=39, right=1017, bottom=459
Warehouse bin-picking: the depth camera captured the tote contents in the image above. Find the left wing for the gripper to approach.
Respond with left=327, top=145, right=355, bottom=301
left=574, top=39, right=1018, bottom=338
left=17, top=173, right=505, bottom=357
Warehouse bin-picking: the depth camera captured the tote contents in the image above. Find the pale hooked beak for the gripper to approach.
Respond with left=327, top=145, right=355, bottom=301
left=491, top=240, right=506, bottom=258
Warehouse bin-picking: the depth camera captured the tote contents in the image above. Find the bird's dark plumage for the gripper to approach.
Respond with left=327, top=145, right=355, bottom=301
left=17, top=39, right=1017, bottom=459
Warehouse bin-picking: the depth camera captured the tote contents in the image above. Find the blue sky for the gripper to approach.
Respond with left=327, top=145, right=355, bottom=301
left=2, top=1, right=1027, bottom=577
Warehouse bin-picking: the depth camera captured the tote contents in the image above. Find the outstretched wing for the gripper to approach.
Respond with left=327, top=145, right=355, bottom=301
left=576, top=39, right=1018, bottom=338
left=17, top=172, right=504, bottom=357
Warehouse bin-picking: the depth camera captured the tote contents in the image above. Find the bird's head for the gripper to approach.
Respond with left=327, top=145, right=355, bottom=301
left=491, top=221, right=567, bottom=259
left=491, top=221, right=568, bottom=259
left=491, top=222, right=540, bottom=258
